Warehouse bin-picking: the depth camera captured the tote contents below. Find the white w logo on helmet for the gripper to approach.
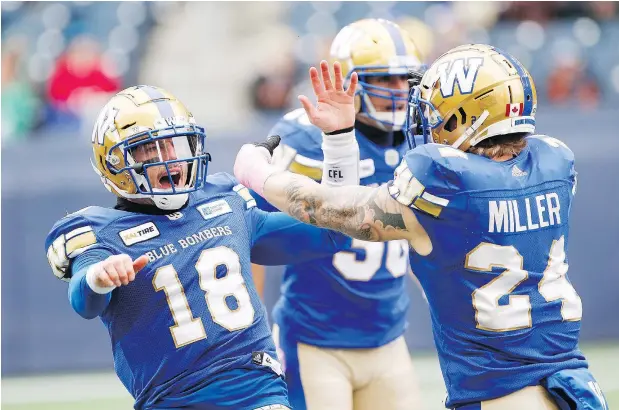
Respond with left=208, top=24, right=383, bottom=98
left=436, top=58, right=484, bottom=98
left=92, top=104, right=119, bottom=145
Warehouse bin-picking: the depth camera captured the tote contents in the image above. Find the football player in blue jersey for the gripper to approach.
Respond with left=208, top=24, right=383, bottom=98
left=236, top=44, right=609, bottom=409
left=44, top=80, right=361, bottom=410
left=250, top=18, right=425, bottom=410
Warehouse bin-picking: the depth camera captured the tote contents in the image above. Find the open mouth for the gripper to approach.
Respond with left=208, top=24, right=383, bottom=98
left=158, top=169, right=182, bottom=189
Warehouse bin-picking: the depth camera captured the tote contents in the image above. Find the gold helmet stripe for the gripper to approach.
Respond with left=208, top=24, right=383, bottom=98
left=136, top=85, right=175, bottom=118
left=378, top=19, right=406, bottom=56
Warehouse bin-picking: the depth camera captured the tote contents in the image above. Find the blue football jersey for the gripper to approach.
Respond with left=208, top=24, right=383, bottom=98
left=259, top=108, right=413, bottom=348
left=45, top=173, right=288, bottom=410
left=388, top=136, right=587, bottom=407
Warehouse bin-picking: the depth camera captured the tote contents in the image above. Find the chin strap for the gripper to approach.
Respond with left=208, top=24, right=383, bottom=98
left=360, top=93, right=406, bottom=131
left=452, top=110, right=490, bottom=149
left=151, top=194, right=189, bottom=210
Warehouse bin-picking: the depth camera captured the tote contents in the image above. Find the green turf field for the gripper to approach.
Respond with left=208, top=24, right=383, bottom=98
left=3, top=343, right=618, bottom=409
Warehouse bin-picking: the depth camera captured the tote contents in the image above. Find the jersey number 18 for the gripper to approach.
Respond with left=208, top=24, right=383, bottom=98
left=153, top=246, right=254, bottom=348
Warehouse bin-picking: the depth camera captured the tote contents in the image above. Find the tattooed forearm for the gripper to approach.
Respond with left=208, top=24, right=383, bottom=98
left=263, top=171, right=433, bottom=254
left=367, top=199, right=407, bottom=231
left=284, top=179, right=374, bottom=240
left=263, top=172, right=413, bottom=243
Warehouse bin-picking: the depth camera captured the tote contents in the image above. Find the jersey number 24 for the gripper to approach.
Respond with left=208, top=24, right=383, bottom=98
left=467, top=236, right=582, bottom=332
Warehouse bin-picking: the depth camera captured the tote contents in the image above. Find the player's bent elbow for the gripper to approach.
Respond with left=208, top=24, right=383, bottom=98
left=76, top=307, right=100, bottom=320
left=68, top=294, right=101, bottom=319
left=67, top=276, right=107, bottom=319
left=68, top=296, right=98, bottom=319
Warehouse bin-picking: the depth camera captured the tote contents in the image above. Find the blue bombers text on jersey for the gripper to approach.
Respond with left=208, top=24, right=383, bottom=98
left=388, top=136, right=593, bottom=408
left=255, top=108, right=415, bottom=349
left=45, top=173, right=349, bottom=410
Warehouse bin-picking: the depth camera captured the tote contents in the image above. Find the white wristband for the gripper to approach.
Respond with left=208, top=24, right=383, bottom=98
left=85, top=264, right=116, bottom=294
left=321, top=129, right=360, bottom=187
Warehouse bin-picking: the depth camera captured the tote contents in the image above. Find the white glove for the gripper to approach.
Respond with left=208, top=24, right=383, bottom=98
left=233, top=136, right=281, bottom=197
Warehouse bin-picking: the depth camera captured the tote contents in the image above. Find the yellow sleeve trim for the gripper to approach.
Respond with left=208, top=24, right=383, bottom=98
left=288, top=160, right=322, bottom=181
left=413, top=197, right=444, bottom=218
left=65, top=231, right=97, bottom=255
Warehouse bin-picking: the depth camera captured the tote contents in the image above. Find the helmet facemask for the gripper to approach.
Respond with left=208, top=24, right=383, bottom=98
left=352, top=62, right=428, bottom=132
left=404, top=69, right=441, bottom=150
left=104, top=123, right=210, bottom=210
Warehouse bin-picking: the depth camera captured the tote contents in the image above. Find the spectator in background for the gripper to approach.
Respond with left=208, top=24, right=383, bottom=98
left=250, top=54, right=297, bottom=124
left=46, top=35, right=120, bottom=128
left=1, top=43, right=41, bottom=144
left=500, top=1, right=618, bottom=22
left=547, top=58, right=601, bottom=109
left=251, top=75, right=293, bottom=113
left=589, top=1, right=618, bottom=20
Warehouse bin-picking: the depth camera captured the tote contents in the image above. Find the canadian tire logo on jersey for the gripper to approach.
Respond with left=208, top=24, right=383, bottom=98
left=119, top=222, right=160, bottom=246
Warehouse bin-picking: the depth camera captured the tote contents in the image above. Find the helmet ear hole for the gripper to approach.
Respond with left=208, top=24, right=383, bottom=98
left=99, top=155, right=107, bottom=171
left=458, top=107, right=467, bottom=124
left=444, top=114, right=458, bottom=132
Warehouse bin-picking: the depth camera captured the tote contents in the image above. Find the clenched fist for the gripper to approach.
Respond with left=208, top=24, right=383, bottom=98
left=86, top=254, right=149, bottom=291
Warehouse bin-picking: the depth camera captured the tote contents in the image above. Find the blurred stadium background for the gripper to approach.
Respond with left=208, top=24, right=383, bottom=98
left=2, top=1, right=618, bottom=409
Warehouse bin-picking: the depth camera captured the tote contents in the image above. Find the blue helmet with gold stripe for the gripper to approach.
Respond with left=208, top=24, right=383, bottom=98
left=330, top=18, right=425, bottom=131
left=90, top=85, right=210, bottom=210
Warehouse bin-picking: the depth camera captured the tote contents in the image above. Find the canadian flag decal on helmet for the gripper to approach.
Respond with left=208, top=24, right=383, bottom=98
left=505, top=103, right=524, bottom=117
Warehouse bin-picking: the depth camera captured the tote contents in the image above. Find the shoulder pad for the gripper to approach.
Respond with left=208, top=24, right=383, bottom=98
left=203, top=172, right=257, bottom=209
left=270, top=109, right=324, bottom=180
left=527, top=135, right=576, bottom=190
left=388, top=144, right=463, bottom=217
left=45, top=207, right=112, bottom=282
left=203, top=172, right=238, bottom=194
left=233, top=184, right=257, bottom=209
left=527, top=135, right=574, bottom=162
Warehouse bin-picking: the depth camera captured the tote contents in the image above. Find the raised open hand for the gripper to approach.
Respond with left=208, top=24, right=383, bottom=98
left=298, top=60, right=358, bottom=134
